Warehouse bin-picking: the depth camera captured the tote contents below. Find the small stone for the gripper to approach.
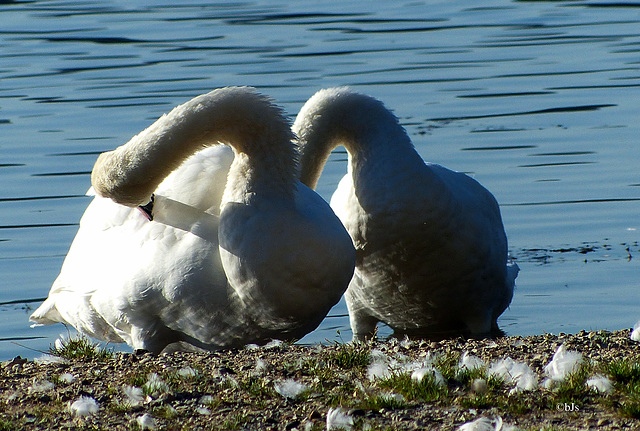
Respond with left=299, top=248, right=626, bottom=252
left=285, top=420, right=300, bottom=430
left=308, top=410, right=322, bottom=420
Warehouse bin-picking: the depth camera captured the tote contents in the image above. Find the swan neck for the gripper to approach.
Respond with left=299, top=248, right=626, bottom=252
left=294, top=88, right=415, bottom=189
left=296, top=132, right=336, bottom=190
left=91, top=87, right=296, bottom=206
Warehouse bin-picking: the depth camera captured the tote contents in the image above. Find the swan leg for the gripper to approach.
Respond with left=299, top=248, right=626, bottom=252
left=464, top=312, right=493, bottom=338
left=345, top=289, right=378, bottom=341
left=350, top=311, right=378, bottom=341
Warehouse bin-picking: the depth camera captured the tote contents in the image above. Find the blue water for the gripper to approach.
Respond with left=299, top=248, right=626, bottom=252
left=1, top=0, right=639, bottom=360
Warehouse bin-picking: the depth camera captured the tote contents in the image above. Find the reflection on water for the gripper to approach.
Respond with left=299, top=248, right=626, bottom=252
left=1, top=0, right=639, bottom=359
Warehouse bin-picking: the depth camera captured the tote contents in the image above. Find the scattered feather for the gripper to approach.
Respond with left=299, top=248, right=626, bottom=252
left=631, top=321, right=640, bottom=342
left=587, top=374, right=614, bottom=393
left=367, top=350, right=445, bottom=385
left=254, top=358, right=267, bottom=374
left=144, top=373, right=170, bottom=398
left=196, top=406, right=211, bottom=415
left=264, top=339, right=284, bottom=349
left=136, top=413, right=157, bottom=430
left=199, top=395, right=215, bottom=405
left=366, top=349, right=396, bottom=380
left=54, top=336, right=66, bottom=351
left=69, top=396, right=99, bottom=417
left=471, top=378, right=489, bottom=394
left=327, top=407, right=354, bottom=430
left=58, top=373, right=75, bottom=384
left=399, top=337, right=414, bottom=349
left=489, top=357, right=537, bottom=392
left=459, top=352, right=486, bottom=371
left=34, top=354, right=67, bottom=365
left=28, top=379, right=54, bottom=393
left=380, top=391, right=405, bottom=404
left=456, top=416, right=516, bottom=431
left=274, top=379, right=309, bottom=399
left=123, top=385, right=145, bottom=406
left=177, top=366, right=197, bottom=379
left=411, top=366, right=446, bottom=387
left=544, top=345, right=583, bottom=382
left=457, top=416, right=495, bottom=431
left=367, top=360, right=391, bottom=381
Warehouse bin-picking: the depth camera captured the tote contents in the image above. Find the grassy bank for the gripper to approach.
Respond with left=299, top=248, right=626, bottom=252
left=1, top=329, right=639, bottom=430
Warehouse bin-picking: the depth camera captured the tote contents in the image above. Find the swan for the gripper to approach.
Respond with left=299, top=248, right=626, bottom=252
left=30, top=87, right=356, bottom=353
left=293, top=87, right=518, bottom=341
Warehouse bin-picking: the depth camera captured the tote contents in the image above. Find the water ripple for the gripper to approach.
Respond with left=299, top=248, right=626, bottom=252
left=428, top=104, right=616, bottom=122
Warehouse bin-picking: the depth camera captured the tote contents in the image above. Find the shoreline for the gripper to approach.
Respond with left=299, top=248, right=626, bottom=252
left=1, top=329, right=639, bottom=430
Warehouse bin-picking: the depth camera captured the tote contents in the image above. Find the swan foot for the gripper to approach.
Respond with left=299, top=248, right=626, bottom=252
left=130, top=321, right=182, bottom=354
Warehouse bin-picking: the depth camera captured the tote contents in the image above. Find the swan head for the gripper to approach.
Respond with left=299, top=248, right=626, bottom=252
left=91, top=146, right=158, bottom=207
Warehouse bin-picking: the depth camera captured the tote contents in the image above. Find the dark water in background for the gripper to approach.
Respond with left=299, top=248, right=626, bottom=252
left=1, top=0, right=639, bottom=360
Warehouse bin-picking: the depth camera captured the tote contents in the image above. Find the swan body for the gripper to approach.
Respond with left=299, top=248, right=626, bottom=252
left=294, top=87, right=518, bottom=340
left=31, top=87, right=356, bottom=353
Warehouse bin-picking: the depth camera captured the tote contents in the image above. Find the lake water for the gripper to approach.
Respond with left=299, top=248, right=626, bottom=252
left=1, top=0, right=639, bottom=360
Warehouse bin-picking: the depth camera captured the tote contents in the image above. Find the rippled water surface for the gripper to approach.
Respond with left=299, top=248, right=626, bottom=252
left=1, top=0, right=639, bottom=360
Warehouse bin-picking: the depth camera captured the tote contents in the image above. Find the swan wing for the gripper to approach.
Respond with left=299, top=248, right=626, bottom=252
left=155, top=145, right=233, bottom=212
left=30, top=147, right=233, bottom=347
left=338, top=161, right=514, bottom=337
left=219, top=181, right=355, bottom=341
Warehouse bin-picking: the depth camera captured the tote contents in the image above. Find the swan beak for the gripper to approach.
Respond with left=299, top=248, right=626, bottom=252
left=137, top=194, right=155, bottom=221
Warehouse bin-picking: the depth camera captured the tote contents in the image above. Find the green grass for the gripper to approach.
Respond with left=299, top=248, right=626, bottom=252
left=358, top=392, right=407, bottom=410
left=325, top=341, right=372, bottom=370
left=238, top=376, right=275, bottom=399
left=542, top=358, right=640, bottom=419
left=618, top=397, right=640, bottom=419
left=49, top=334, right=113, bottom=361
left=432, top=352, right=460, bottom=382
left=600, top=357, right=640, bottom=419
left=222, top=412, right=249, bottom=430
left=0, top=417, right=20, bottom=431
left=151, top=404, right=178, bottom=420
left=601, top=357, right=640, bottom=385
left=549, top=362, right=592, bottom=408
left=378, top=371, right=447, bottom=402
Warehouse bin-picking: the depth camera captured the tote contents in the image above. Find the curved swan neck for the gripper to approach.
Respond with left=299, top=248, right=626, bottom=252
left=92, top=87, right=296, bottom=206
left=293, top=87, right=415, bottom=189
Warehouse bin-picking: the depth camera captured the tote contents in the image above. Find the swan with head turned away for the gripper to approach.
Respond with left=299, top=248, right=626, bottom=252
left=30, top=87, right=356, bottom=354
left=293, top=87, right=518, bottom=341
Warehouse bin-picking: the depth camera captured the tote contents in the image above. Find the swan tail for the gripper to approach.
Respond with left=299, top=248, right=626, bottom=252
left=506, top=260, right=520, bottom=293
left=30, top=298, right=65, bottom=326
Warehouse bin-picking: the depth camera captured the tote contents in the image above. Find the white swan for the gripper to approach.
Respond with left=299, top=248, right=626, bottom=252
left=30, top=87, right=356, bottom=353
left=293, top=87, right=518, bottom=340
